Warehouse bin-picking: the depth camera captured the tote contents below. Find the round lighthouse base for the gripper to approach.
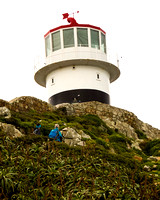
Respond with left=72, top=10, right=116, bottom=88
left=48, top=89, right=110, bottom=105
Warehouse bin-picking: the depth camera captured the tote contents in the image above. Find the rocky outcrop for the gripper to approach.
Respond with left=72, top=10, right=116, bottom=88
left=0, top=107, right=11, bottom=118
left=0, top=96, right=54, bottom=113
left=55, top=101, right=160, bottom=140
left=0, top=99, right=10, bottom=108
left=62, top=127, right=91, bottom=146
left=0, top=122, right=23, bottom=138
left=0, top=97, right=160, bottom=142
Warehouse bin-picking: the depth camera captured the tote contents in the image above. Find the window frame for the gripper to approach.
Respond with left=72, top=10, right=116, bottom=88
left=45, top=35, right=51, bottom=57
left=52, top=30, right=61, bottom=52
left=77, top=28, right=88, bottom=47
left=90, top=29, right=100, bottom=49
left=101, top=32, right=106, bottom=53
left=63, top=28, right=75, bottom=48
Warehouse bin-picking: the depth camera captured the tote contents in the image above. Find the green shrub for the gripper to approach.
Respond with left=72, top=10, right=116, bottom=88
left=66, top=122, right=83, bottom=130
left=135, top=129, right=147, bottom=139
left=141, top=139, right=160, bottom=156
left=0, top=127, right=159, bottom=199
left=150, top=143, right=160, bottom=156
left=111, top=142, right=129, bottom=154
left=41, top=111, right=61, bottom=121
left=1, top=107, right=160, bottom=199
left=108, top=134, right=127, bottom=144
left=40, top=120, right=65, bottom=136
left=107, top=126, right=116, bottom=135
left=79, top=114, right=105, bottom=126
left=95, top=137, right=110, bottom=149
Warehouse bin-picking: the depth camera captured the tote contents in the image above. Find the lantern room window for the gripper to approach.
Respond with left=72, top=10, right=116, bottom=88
left=52, top=31, right=61, bottom=52
left=45, top=35, right=51, bottom=57
left=91, top=29, right=100, bottom=49
left=45, top=27, right=107, bottom=56
left=101, top=33, right=106, bottom=53
left=63, top=28, right=75, bottom=48
left=77, top=28, right=88, bottom=47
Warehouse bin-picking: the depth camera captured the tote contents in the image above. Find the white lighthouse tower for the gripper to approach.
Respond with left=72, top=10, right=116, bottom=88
left=34, top=13, right=120, bottom=105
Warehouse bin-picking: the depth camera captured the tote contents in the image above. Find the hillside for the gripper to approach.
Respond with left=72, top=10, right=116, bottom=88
left=0, top=96, right=160, bottom=199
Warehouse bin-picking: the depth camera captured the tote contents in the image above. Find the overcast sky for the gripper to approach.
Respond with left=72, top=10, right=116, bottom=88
left=0, top=0, right=160, bottom=129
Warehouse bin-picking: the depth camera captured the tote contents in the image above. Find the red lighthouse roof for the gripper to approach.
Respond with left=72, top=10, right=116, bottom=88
left=44, top=14, right=106, bottom=38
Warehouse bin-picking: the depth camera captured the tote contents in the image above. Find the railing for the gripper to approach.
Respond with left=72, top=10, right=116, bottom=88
left=34, top=48, right=120, bottom=74
left=34, top=56, right=46, bottom=73
left=107, top=48, right=119, bottom=67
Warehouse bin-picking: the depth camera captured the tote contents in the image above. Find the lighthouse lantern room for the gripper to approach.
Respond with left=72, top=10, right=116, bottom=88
left=34, top=14, right=120, bottom=105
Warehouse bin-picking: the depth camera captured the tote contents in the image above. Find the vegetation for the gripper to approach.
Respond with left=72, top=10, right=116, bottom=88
left=140, top=139, right=160, bottom=156
left=0, top=109, right=160, bottom=199
left=135, top=130, right=147, bottom=139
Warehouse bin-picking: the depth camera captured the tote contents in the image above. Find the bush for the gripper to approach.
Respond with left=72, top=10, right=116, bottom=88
left=95, top=137, right=110, bottom=149
left=108, top=134, right=127, bottom=144
left=141, top=139, right=160, bottom=156
left=135, top=129, right=147, bottom=139
left=0, top=109, right=160, bottom=199
left=106, top=126, right=116, bottom=135
left=79, top=114, right=105, bottom=126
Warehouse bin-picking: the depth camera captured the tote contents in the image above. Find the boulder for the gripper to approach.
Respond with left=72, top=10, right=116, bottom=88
left=62, top=127, right=91, bottom=146
left=55, top=101, right=160, bottom=140
left=0, top=122, right=23, bottom=138
left=0, top=107, right=11, bottom=118
left=131, top=139, right=144, bottom=150
left=63, top=127, right=81, bottom=139
left=147, top=156, right=160, bottom=162
left=78, top=130, right=91, bottom=139
left=143, top=165, right=151, bottom=172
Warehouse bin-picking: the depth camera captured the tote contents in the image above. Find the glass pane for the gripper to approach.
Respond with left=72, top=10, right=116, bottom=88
left=77, top=28, right=88, bottom=47
left=101, top=33, right=106, bottom=53
left=52, top=31, right=61, bottom=51
left=45, top=35, right=51, bottom=57
left=63, top=28, right=74, bottom=48
left=91, top=29, right=100, bottom=49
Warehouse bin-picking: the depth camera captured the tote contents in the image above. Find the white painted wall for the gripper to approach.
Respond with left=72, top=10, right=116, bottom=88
left=46, top=65, right=110, bottom=98
left=45, top=46, right=108, bottom=66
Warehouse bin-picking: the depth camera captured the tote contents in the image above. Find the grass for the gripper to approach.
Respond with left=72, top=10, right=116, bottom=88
left=0, top=109, right=160, bottom=199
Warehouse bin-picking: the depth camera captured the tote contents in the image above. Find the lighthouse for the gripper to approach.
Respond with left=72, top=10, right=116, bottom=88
left=34, top=13, right=120, bottom=105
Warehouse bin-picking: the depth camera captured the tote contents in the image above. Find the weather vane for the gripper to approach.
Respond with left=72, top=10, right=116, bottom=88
left=62, top=11, right=79, bottom=25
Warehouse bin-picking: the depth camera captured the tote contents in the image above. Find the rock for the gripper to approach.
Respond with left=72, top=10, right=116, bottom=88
left=131, top=139, right=144, bottom=150
left=1, top=97, right=160, bottom=142
left=0, top=122, right=23, bottom=138
left=77, top=141, right=86, bottom=146
left=143, top=165, right=151, bottom=172
left=77, top=130, right=91, bottom=139
left=62, top=127, right=82, bottom=146
left=62, top=127, right=91, bottom=146
left=63, top=127, right=81, bottom=139
left=152, top=165, right=157, bottom=170
left=109, top=147, right=116, bottom=154
left=64, top=138, right=81, bottom=146
left=55, top=101, right=160, bottom=141
left=9, top=96, right=54, bottom=112
left=147, top=156, right=160, bottom=162
left=0, top=107, right=11, bottom=118
left=0, top=99, right=9, bottom=107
